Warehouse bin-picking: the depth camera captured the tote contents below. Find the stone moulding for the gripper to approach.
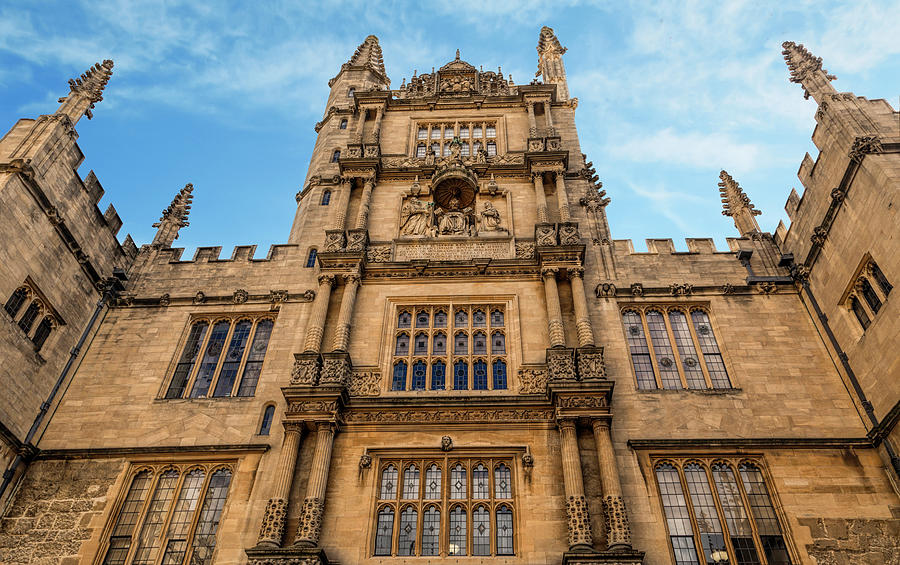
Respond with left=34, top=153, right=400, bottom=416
left=114, top=289, right=315, bottom=308
left=343, top=408, right=555, bottom=424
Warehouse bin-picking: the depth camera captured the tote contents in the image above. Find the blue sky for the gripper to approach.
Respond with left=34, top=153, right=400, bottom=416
left=2, top=1, right=898, bottom=254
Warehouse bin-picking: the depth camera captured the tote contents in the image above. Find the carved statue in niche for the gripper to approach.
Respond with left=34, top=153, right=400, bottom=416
left=424, top=148, right=436, bottom=167
left=479, top=201, right=503, bottom=232
left=435, top=197, right=473, bottom=236
left=475, top=149, right=487, bottom=164
left=399, top=196, right=435, bottom=236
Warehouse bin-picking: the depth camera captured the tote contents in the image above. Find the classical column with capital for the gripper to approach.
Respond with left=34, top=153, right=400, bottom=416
left=542, top=267, right=566, bottom=348
left=558, top=418, right=594, bottom=550
left=333, top=178, right=353, bottom=231
left=303, top=274, right=335, bottom=353
left=556, top=170, right=571, bottom=222
left=568, top=267, right=595, bottom=347
left=294, top=422, right=337, bottom=547
left=331, top=272, right=361, bottom=352
left=591, top=419, right=632, bottom=550
left=533, top=172, right=550, bottom=224
left=256, top=422, right=304, bottom=547
left=526, top=101, right=538, bottom=134
left=354, top=178, right=375, bottom=230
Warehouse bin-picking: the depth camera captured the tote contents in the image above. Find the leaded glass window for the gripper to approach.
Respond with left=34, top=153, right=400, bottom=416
left=486, top=125, right=496, bottom=138
left=849, top=296, right=870, bottom=330
left=4, top=287, right=27, bottom=318
left=869, top=261, right=892, bottom=296
left=320, top=190, right=330, bottom=205
left=17, top=301, right=40, bottom=334
left=373, top=457, right=515, bottom=557
left=486, top=141, right=497, bottom=156
left=859, top=278, right=882, bottom=314
left=166, top=315, right=274, bottom=400
left=416, top=144, right=426, bottom=157
left=623, top=306, right=731, bottom=390
left=418, top=127, right=428, bottom=140
left=391, top=304, right=508, bottom=392
left=31, top=316, right=54, bottom=351
left=258, top=405, right=275, bottom=435
left=306, top=248, right=317, bottom=268
left=101, top=465, right=232, bottom=565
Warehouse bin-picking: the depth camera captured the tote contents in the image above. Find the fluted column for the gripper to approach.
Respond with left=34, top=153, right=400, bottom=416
left=303, top=274, right=335, bottom=353
left=526, top=102, right=537, bottom=134
left=556, top=171, right=571, bottom=222
left=372, top=107, right=384, bottom=140
left=257, top=423, right=304, bottom=546
left=355, top=107, right=366, bottom=142
left=568, top=267, right=595, bottom=347
left=354, top=179, right=375, bottom=230
left=331, top=272, right=361, bottom=352
left=558, top=419, right=593, bottom=550
left=295, top=422, right=337, bottom=547
left=333, top=178, right=353, bottom=231
left=533, top=172, right=549, bottom=224
left=591, top=420, right=632, bottom=550
left=545, top=101, right=555, bottom=129
left=542, top=267, right=566, bottom=348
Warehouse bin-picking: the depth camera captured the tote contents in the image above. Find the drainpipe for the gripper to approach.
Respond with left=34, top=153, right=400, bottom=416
left=0, top=271, right=125, bottom=503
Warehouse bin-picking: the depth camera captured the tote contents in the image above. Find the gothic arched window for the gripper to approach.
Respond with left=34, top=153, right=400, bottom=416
left=494, top=464, right=511, bottom=498
left=422, top=506, right=440, bottom=556
left=189, top=320, right=230, bottom=398
left=411, top=361, right=427, bottom=390
left=402, top=465, right=420, bottom=499
left=646, top=310, right=680, bottom=389
left=869, top=261, right=892, bottom=296
left=490, top=309, right=504, bottom=326
left=213, top=320, right=252, bottom=397
left=398, top=311, right=412, bottom=328
left=417, top=127, right=428, bottom=140
left=339, top=118, right=348, bottom=129
left=4, top=287, right=27, bottom=319
left=850, top=296, right=871, bottom=330
left=491, top=331, right=505, bottom=354
left=331, top=150, right=341, bottom=163
left=473, top=506, right=490, bottom=555
left=668, top=310, right=704, bottom=389
left=258, top=405, right=275, bottom=435
left=237, top=319, right=273, bottom=397
left=486, top=125, right=496, bottom=138
left=449, top=506, right=467, bottom=556
left=473, top=360, right=488, bottom=390
left=425, top=464, right=441, bottom=499
left=398, top=506, right=418, bottom=556
left=374, top=507, right=394, bottom=556
left=486, top=141, right=497, bottom=156
left=690, top=310, right=730, bottom=389
left=414, top=332, right=429, bottom=355
left=453, top=360, right=468, bottom=390
left=622, top=310, right=655, bottom=389
left=392, top=361, right=407, bottom=391
left=459, top=126, right=469, bottom=139
left=472, top=464, right=489, bottom=498
left=395, top=333, right=410, bottom=356
left=380, top=465, right=398, bottom=499
left=496, top=505, right=514, bottom=554
left=31, top=316, right=53, bottom=351
left=473, top=309, right=486, bottom=327
left=416, top=143, right=426, bottom=158
left=306, top=248, right=317, bottom=268
left=454, top=332, right=468, bottom=355
left=431, top=361, right=446, bottom=390
left=166, top=321, right=209, bottom=398
left=432, top=332, right=446, bottom=355
left=492, top=359, right=507, bottom=390
left=416, top=310, right=429, bottom=328
left=434, top=310, right=447, bottom=327
left=450, top=464, right=466, bottom=499
left=17, top=301, right=40, bottom=335
left=859, top=278, right=882, bottom=314
left=320, top=190, right=331, bottom=205
left=473, top=332, right=486, bottom=354
left=455, top=309, right=468, bottom=326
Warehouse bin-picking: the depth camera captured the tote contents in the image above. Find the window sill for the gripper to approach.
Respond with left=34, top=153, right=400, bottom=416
left=2, top=310, right=47, bottom=365
left=154, top=395, right=257, bottom=403
left=636, top=387, right=742, bottom=395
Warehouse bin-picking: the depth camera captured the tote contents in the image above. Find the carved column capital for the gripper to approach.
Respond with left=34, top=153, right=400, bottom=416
left=283, top=421, right=306, bottom=435
left=317, top=274, right=336, bottom=287
left=591, top=418, right=610, bottom=432
left=557, top=417, right=578, bottom=432
left=343, top=272, right=361, bottom=285
left=541, top=266, right=559, bottom=279
left=567, top=266, right=585, bottom=280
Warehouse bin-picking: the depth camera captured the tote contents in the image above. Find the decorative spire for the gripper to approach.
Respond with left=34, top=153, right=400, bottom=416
left=718, top=170, right=761, bottom=237
left=347, top=35, right=387, bottom=79
left=781, top=41, right=836, bottom=104
left=56, top=59, right=114, bottom=123
left=536, top=26, right=569, bottom=100
left=151, top=183, right=194, bottom=247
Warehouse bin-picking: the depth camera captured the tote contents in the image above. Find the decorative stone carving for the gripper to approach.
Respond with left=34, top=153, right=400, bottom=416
left=595, top=282, right=616, bottom=298
left=528, top=138, right=546, bottom=152
left=320, top=355, right=352, bottom=386
left=491, top=153, right=524, bottom=165
left=479, top=201, right=504, bottom=232
left=289, top=401, right=339, bottom=414
left=399, top=196, right=435, bottom=236
left=291, top=356, right=320, bottom=385
left=756, top=281, right=778, bottom=295
left=158, top=293, right=170, bottom=306
left=346, top=229, right=367, bottom=252
left=668, top=283, right=693, bottom=296
left=302, top=289, right=316, bottom=302
left=366, top=244, right=392, bottom=262
left=394, top=239, right=511, bottom=262
left=811, top=225, right=828, bottom=246
left=522, top=453, right=534, bottom=468
left=536, top=224, right=557, bottom=247
left=848, top=135, right=883, bottom=162
left=630, top=283, right=643, bottom=297
left=558, top=395, right=607, bottom=409
left=721, top=283, right=735, bottom=295
left=603, top=494, right=633, bottom=549
left=233, top=289, right=249, bottom=304
left=344, top=408, right=555, bottom=423
left=295, top=497, right=325, bottom=546
left=270, top=289, right=289, bottom=305
left=435, top=197, right=474, bottom=236
left=324, top=230, right=345, bottom=252
left=558, top=223, right=580, bottom=245
left=792, top=265, right=811, bottom=283
left=441, top=436, right=453, bottom=451
left=193, top=291, right=206, bottom=304
left=257, top=497, right=288, bottom=546
left=359, top=454, right=372, bottom=469
left=347, top=371, right=380, bottom=396
left=515, top=241, right=535, bottom=259
left=518, top=368, right=548, bottom=394
left=577, top=348, right=606, bottom=380
left=830, top=187, right=845, bottom=203
left=547, top=348, right=576, bottom=381
left=565, top=495, right=593, bottom=548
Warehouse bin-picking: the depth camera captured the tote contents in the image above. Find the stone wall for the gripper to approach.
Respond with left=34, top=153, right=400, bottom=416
left=0, top=459, right=122, bottom=564
left=800, top=516, right=900, bottom=565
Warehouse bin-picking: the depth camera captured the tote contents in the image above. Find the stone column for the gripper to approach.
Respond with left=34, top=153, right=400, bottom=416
left=354, top=178, right=375, bottom=230
left=355, top=107, right=366, bottom=141
left=542, top=267, right=566, bottom=348
left=333, top=178, right=353, bottom=231
left=303, top=274, right=335, bottom=353
left=526, top=102, right=537, bottom=135
left=558, top=418, right=593, bottom=550
left=257, top=423, right=304, bottom=546
left=568, top=267, right=595, bottom=347
left=591, top=420, right=632, bottom=550
left=555, top=171, right=571, bottom=222
left=372, top=107, right=384, bottom=140
left=545, top=101, right=555, bottom=129
left=533, top=172, right=550, bottom=224
left=331, top=272, right=361, bottom=352
left=295, top=422, right=337, bottom=547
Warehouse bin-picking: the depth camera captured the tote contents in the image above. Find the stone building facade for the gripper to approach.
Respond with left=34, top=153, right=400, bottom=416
left=1, top=29, right=898, bottom=565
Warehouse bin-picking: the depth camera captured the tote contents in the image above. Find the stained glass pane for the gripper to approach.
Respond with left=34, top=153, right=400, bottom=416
left=472, top=464, right=489, bottom=498
left=646, top=311, right=681, bottom=389
left=449, top=507, right=467, bottom=555
left=412, top=361, right=427, bottom=391
left=490, top=309, right=504, bottom=326
left=392, top=362, right=407, bottom=391
left=213, top=320, right=251, bottom=397
left=622, top=311, right=656, bottom=389
left=473, top=332, right=487, bottom=354
left=414, top=332, right=429, bottom=355
left=492, top=359, right=507, bottom=390
left=375, top=507, right=394, bottom=555
left=455, top=333, right=468, bottom=355
left=496, top=505, right=514, bottom=555
left=494, top=464, right=511, bottom=498
left=402, top=465, right=420, bottom=499
left=395, top=334, right=410, bottom=356
left=237, top=320, right=273, bottom=397
left=434, top=310, right=447, bottom=327
left=473, top=506, right=490, bottom=555
left=431, top=361, right=446, bottom=390
left=398, top=507, right=418, bottom=556
left=432, top=333, right=446, bottom=355
left=473, top=309, right=486, bottom=326
left=690, top=311, right=730, bottom=388
left=380, top=465, right=398, bottom=499
left=473, top=360, right=488, bottom=390
left=425, top=465, right=442, bottom=499
left=422, top=507, right=440, bottom=555
left=491, top=332, right=505, bottom=354
left=655, top=464, right=700, bottom=565
left=453, top=361, right=468, bottom=390
left=712, top=463, right=760, bottom=565
left=416, top=311, right=430, bottom=328
left=398, top=311, right=412, bottom=328
left=455, top=309, right=468, bottom=326
left=190, top=321, right=230, bottom=398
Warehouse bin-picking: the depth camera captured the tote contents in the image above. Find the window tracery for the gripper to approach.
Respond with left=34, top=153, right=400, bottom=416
left=412, top=121, right=499, bottom=159
left=391, top=304, right=507, bottom=392
left=164, top=315, right=274, bottom=399
left=621, top=305, right=731, bottom=390
left=654, top=458, right=792, bottom=565
left=843, top=256, right=892, bottom=332
left=4, top=280, right=62, bottom=352
left=374, top=457, right=514, bottom=557
left=101, top=463, right=234, bottom=565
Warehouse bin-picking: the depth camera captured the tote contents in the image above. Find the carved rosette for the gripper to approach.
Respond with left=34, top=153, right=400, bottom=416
left=547, top=348, right=576, bottom=382
left=320, top=356, right=352, bottom=386
left=577, top=348, right=606, bottom=381
left=515, top=241, right=536, bottom=259
left=257, top=497, right=288, bottom=546
left=565, top=495, right=593, bottom=548
left=603, top=494, right=633, bottom=549
left=295, top=497, right=325, bottom=546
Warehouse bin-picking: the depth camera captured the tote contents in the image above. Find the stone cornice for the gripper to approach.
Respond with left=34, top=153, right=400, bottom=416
left=627, top=437, right=873, bottom=450
left=35, top=443, right=270, bottom=460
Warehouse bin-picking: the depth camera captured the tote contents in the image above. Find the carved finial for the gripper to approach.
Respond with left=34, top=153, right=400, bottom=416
left=56, top=59, right=114, bottom=123
left=455, top=48, right=461, bottom=61
left=151, top=183, right=194, bottom=247
left=781, top=41, right=836, bottom=103
left=346, top=35, right=388, bottom=82
left=718, top=170, right=761, bottom=237
left=536, top=26, right=569, bottom=100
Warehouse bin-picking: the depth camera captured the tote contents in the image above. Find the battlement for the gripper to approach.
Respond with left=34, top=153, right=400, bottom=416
left=153, top=243, right=300, bottom=264
left=612, top=238, right=745, bottom=255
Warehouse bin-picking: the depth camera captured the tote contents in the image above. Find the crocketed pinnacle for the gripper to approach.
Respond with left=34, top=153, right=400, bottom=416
left=536, top=26, right=569, bottom=99
left=537, top=26, right=566, bottom=55
left=718, top=170, right=761, bottom=236
left=781, top=41, right=836, bottom=103
left=348, top=35, right=387, bottom=78
left=56, top=59, right=114, bottom=122
left=151, top=183, right=194, bottom=248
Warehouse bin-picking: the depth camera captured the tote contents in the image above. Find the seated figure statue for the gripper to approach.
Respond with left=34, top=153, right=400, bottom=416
left=435, top=197, right=471, bottom=236
left=479, top=201, right=502, bottom=232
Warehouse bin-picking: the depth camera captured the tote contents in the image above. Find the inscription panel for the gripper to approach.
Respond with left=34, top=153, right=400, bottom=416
left=394, top=238, right=513, bottom=261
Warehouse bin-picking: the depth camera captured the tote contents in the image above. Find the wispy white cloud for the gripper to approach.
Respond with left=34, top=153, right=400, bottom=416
left=606, top=128, right=766, bottom=172
left=625, top=180, right=707, bottom=233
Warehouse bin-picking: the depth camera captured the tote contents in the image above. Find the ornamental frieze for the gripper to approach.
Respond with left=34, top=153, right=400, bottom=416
left=343, top=408, right=555, bottom=423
